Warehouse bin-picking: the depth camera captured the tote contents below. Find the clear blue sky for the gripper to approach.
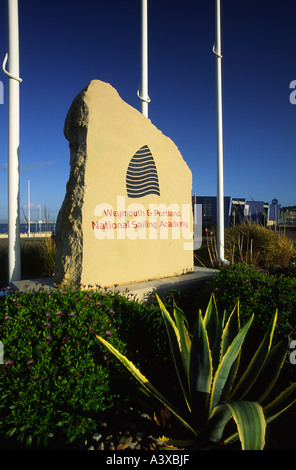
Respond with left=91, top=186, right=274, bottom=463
left=0, top=0, right=295, bottom=223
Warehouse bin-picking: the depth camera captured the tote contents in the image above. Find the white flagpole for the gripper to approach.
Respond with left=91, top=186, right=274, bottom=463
left=3, top=0, right=22, bottom=282
left=213, top=0, right=225, bottom=262
left=138, top=0, right=150, bottom=117
left=28, top=179, right=30, bottom=238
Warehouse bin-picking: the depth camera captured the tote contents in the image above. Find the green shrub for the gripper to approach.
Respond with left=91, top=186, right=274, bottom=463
left=209, top=263, right=296, bottom=334
left=36, top=238, right=57, bottom=277
left=0, top=285, right=166, bottom=447
left=0, top=237, right=57, bottom=286
left=194, top=224, right=295, bottom=271
left=0, top=243, right=8, bottom=287
left=225, top=224, right=295, bottom=269
left=20, top=241, right=45, bottom=279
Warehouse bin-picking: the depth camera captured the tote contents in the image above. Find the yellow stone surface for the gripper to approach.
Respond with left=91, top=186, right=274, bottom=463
left=55, top=80, right=193, bottom=287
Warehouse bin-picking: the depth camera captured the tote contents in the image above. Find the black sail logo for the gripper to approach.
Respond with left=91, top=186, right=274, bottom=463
left=126, top=145, right=160, bottom=198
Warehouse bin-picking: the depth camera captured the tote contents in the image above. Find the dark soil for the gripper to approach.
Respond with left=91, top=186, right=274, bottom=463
left=0, top=400, right=295, bottom=451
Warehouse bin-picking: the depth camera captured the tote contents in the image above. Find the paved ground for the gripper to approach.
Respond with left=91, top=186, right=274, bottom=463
left=11, top=266, right=218, bottom=302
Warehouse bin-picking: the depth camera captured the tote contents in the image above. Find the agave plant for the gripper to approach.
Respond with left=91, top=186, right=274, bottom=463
left=96, top=293, right=296, bottom=450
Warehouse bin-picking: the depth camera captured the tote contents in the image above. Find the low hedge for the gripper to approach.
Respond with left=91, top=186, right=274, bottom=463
left=225, top=224, right=295, bottom=269
left=0, top=284, right=167, bottom=447
left=0, top=237, right=57, bottom=287
left=208, top=263, right=296, bottom=335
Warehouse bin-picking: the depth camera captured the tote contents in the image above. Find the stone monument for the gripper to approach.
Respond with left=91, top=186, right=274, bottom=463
left=55, top=80, right=194, bottom=287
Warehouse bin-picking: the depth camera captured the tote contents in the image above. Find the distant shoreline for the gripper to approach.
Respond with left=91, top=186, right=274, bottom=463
left=0, top=222, right=56, bottom=237
left=0, top=232, right=52, bottom=239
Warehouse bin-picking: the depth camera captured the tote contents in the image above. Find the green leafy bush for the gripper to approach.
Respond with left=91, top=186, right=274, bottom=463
left=195, top=224, right=295, bottom=271
left=225, top=224, right=295, bottom=269
left=0, top=238, right=57, bottom=286
left=209, top=263, right=296, bottom=334
left=0, top=285, right=165, bottom=447
left=36, top=238, right=57, bottom=277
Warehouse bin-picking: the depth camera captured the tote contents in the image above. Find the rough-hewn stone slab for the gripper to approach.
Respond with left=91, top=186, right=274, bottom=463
left=55, top=80, right=193, bottom=287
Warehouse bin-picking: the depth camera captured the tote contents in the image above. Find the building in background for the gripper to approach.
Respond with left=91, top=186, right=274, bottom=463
left=280, top=206, right=296, bottom=225
left=192, top=196, right=281, bottom=229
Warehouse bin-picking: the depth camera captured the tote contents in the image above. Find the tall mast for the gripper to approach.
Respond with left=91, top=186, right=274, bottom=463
left=138, top=0, right=150, bottom=117
left=213, top=0, right=225, bottom=262
left=3, top=0, right=23, bottom=282
left=28, top=179, right=31, bottom=238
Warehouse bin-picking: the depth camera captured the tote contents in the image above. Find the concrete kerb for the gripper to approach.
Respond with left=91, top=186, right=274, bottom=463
left=10, top=267, right=218, bottom=303
left=107, top=267, right=218, bottom=302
